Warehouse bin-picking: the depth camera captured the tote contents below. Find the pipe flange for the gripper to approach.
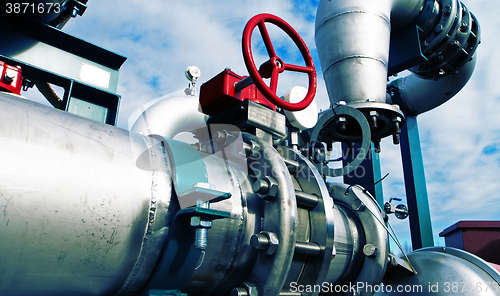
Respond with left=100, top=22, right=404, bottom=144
left=308, top=105, right=372, bottom=177
left=344, top=101, right=405, bottom=141
left=242, top=133, right=298, bottom=296
left=329, top=183, right=389, bottom=294
left=278, top=147, right=336, bottom=295
left=412, top=0, right=480, bottom=78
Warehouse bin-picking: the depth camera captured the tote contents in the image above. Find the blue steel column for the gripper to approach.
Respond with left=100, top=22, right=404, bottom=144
left=399, top=115, right=434, bottom=249
left=371, top=144, right=385, bottom=208
left=342, top=142, right=385, bottom=208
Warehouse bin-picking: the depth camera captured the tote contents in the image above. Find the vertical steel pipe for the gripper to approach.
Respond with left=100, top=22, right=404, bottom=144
left=315, top=0, right=393, bottom=105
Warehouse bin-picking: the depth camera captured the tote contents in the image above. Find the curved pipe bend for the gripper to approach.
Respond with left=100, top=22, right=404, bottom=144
left=131, top=95, right=208, bottom=138
left=389, top=53, right=477, bottom=116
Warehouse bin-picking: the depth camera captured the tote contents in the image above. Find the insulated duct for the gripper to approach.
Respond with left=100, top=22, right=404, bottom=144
left=315, top=0, right=480, bottom=138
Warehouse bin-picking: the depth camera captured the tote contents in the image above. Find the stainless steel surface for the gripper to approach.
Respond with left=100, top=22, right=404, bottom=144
left=131, top=95, right=208, bottom=138
left=184, top=150, right=259, bottom=295
left=280, top=148, right=336, bottom=295
left=417, top=247, right=500, bottom=283
left=391, top=0, right=425, bottom=32
left=184, top=133, right=301, bottom=296
left=0, top=92, right=175, bottom=296
left=375, top=247, right=500, bottom=296
left=387, top=0, right=481, bottom=115
left=314, top=0, right=406, bottom=141
left=327, top=183, right=389, bottom=295
left=0, top=1, right=488, bottom=294
left=315, top=0, right=480, bottom=123
left=243, top=134, right=298, bottom=296
left=315, top=0, right=392, bottom=106
left=389, top=53, right=477, bottom=115
left=325, top=204, right=365, bottom=285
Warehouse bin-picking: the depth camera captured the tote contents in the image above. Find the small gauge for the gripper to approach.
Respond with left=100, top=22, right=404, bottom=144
left=185, top=66, right=201, bottom=82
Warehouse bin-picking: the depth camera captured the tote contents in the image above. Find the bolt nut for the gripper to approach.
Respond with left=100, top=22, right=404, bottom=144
left=336, top=116, right=347, bottom=123
left=3, top=68, right=17, bottom=83
left=231, top=287, right=248, bottom=296
left=231, top=282, right=258, bottom=296
left=387, top=254, right=398, bottom=269
left=443, top=5, right=452, bottom=14
left=434, top=24, right=443, bottom=33
left=252, top=178, right=269, bottom=195
left=250, top=231, right=279, bottom=255
left=460, top=22, right=469, bottom=32
left=190, top=216, right=212, bottom=228
left=213, top=130, right=228, bottom=146
left=363, top=244, right=378, bottom=258
left=351, top=198, right=365, bottom=211
left=252, top=176, right=279, bottom=200
left=250, top=233, right=269, bottom=250
left=241, top=140, right=260, bottom=159
left=336, top=116, right=347, bottom=132
left=214, top=130, right=237, bottom=148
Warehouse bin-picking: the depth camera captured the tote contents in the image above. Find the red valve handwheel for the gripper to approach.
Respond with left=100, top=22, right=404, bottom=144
left=242, top=13, right=317, bottom=112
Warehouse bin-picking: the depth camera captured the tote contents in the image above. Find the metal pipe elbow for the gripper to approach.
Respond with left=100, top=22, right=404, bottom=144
left=130, top=95, right=208, bottom=138
left=388, top=0, right=481, bottom=116
left=388, top=53, right=476, bottom=116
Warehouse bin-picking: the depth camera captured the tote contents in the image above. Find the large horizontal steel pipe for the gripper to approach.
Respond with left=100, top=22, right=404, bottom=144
left=0, top=92, right=176, bottom=295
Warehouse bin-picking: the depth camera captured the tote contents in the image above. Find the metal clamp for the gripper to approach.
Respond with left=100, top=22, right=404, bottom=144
left=144, top=205, right=230, bottom=292
left=308, top=105, right=371, bottom=177
left=153, top=135, right=231, bottom=208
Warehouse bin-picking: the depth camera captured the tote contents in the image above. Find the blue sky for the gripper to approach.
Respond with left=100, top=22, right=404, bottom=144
left=55, top=0, right=500, bottom=251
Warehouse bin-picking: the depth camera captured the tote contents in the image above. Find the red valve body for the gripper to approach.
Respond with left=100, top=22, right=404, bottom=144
left=199, top=69, right=275, bottom=116
left=0, top=61, right=22, bottom=95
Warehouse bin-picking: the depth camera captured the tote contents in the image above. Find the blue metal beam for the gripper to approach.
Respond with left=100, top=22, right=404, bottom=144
left=371, top=144, right=385, bottom=209
left=400, top=115, right=434, bottom=249
left=342, top=142, right=385, bottom=208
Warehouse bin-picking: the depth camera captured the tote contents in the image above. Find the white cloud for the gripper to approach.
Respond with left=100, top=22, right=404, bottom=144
left=63, top=0, right=325, bottom=126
